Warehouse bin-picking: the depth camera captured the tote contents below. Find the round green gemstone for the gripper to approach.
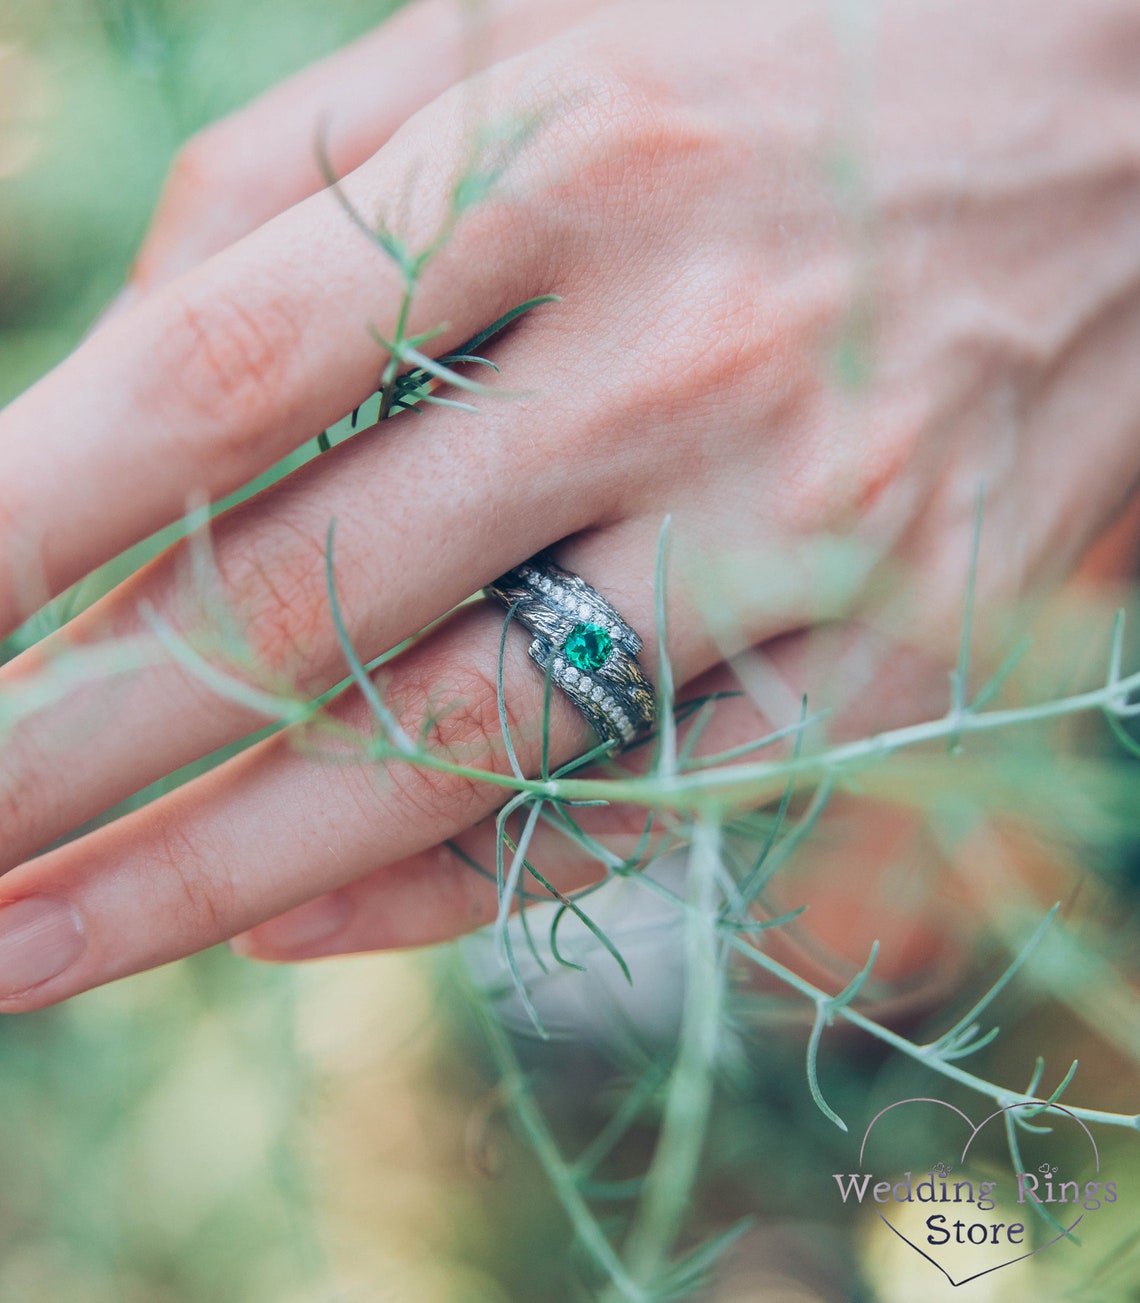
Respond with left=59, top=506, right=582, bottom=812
left=564, top=622, right=613, bottom=672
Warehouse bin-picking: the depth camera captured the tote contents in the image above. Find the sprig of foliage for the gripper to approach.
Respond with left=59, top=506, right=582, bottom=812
left=313, top=119, right=556, bottom=437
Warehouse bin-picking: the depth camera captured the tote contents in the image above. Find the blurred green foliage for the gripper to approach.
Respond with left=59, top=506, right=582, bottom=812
left=0, top=0, right=396, bottom=402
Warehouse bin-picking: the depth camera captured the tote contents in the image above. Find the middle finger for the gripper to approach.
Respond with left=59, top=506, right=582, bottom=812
left=0, top=314, right=621, bottom=867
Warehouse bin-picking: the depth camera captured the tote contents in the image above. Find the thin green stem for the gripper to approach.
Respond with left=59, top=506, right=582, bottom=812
left=470, top=989, right=648, bottom=1302
left=949, top=484, right=985, bottom=746
left=377, top=289, right=414, bottom=422
left=924, top=904, right=1060, bottom=1055
left=616, top=818, right=726, bottom=1293
left=725, top=934, right=1139, bottom=1131
left=138, top=602, right=1140, bottom=822
left=571, top=1060, right=669, bottom=1184
left=519, top=663, right=1140, bottom=811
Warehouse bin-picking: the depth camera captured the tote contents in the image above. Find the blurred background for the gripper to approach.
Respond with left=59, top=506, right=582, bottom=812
left=1, top=2, right=1139, bottom=1300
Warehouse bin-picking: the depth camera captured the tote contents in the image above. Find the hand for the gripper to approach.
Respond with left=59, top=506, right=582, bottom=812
left=1, top=0, right=1138, bottom=1009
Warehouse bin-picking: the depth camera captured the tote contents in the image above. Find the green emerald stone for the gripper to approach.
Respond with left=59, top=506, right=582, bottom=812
left=564, top=622, right=612, bottom=672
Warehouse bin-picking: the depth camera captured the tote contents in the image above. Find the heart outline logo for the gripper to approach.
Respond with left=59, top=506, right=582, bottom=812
left=857, top=1097, right=1100, bottom=1288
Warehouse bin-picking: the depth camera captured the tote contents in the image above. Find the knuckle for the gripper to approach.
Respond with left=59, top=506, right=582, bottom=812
left=538, top=53, right=721, bottom=221
left=384, top=663, right=521, bottom=826
left=167, top=124, right=240, bottom=208
left=417, top=663, right=518, bottom=764
left=384, top=747, right=486, bottom=832
left=0, top=728, right=56, bottom=856
left=159, top=284, right=300, bottom=452
left=208, top=509, right=337, bottom=681
left=567, top=265, right=781, bottom=500
left=152, top=817, right=236, bottom=937
left=135, top=120, right=263, bottom=286
left=646, top=269, right=774, bottom=406
left=784, top=400, right=926, bottom=536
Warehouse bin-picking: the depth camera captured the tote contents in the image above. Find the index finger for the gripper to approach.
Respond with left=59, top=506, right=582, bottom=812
left=0, top=70, right=552, bottom=636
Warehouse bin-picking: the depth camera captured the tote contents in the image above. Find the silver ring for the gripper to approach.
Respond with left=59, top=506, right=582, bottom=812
left=485, top=555, right=656, bottom=748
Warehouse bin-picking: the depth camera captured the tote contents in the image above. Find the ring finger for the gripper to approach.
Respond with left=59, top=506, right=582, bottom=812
left=0, top=523, right=725, bottom=1011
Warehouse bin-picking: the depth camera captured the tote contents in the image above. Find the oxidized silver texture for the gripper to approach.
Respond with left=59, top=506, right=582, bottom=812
left=485, top=555, right=656, bottom=747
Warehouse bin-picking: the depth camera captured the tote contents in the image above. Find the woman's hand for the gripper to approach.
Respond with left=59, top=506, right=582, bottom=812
left=1, top=0, right=1139, bottom=1007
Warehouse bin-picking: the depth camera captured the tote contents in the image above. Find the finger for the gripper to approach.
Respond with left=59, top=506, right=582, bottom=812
left=222, top=654, right=783, bottom=960
left=0, top=56, right=559, bottom=635
left=230, top=798, right=677, bottom=960
left=231, top=796, right=961, bottom=993
left=129, top=0, right=605, bottom=293
left=229, top=617, right=976, bottom=969
left=227, top=656, right=793, bottom=962
left=0, top=298, right=684, bottom=867
left=232, top=682, right=965, bottom=999
left=0, top=528, right=720, bottom=1011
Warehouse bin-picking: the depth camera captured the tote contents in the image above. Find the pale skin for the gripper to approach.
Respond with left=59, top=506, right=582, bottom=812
left=0, top=0, right=1139, bottom=1009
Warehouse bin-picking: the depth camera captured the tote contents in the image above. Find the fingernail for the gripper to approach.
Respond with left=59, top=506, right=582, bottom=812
left=0, top=896, right=86, bottom=998
left=230, top=892, right=351, bottom=958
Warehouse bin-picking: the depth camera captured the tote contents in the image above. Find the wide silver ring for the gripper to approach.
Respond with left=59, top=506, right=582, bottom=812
left=485, top=555, right=656, bottom=748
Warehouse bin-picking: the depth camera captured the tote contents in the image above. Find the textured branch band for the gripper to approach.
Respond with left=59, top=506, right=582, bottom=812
left=485, top=555, right=657, bottom=747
